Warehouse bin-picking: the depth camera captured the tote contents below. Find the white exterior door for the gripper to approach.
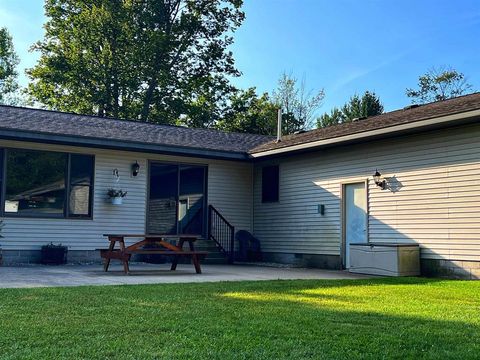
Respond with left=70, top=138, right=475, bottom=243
left=344, top=182, right=367, bottom=268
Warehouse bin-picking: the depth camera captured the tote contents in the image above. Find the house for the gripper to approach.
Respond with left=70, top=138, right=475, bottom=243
left=0, top=93, right=479, bottom=278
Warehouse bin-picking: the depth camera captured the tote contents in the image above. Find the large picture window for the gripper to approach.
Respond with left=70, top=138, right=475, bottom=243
left=3, top=148, right=94, bottom=219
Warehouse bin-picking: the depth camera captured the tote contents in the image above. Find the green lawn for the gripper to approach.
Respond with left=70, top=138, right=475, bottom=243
left=0, top=278, right=479, bottom=359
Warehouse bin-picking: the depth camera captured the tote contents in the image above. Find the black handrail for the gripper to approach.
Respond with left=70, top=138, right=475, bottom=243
left=208, top=205, right=235, bottom=263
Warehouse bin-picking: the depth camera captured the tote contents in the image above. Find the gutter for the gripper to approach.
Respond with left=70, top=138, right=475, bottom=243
left=0, top=128, right=251, bottom=161
left=249, top=109, right=480, bottom=158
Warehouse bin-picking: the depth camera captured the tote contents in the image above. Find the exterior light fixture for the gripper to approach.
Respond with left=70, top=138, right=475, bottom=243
left=132, top=161, right=140, bottom=177
left=373, top=169, right=386, bottom=190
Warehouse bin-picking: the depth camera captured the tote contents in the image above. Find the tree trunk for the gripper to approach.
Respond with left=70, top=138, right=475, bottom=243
left=141, top=78, right=158, bottom=121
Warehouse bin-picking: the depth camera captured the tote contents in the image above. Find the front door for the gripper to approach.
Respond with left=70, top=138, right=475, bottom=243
left=343, top=182, right=367, bottom=268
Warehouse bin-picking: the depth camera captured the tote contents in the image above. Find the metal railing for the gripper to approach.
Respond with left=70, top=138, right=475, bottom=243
left=208, top=205, right=234, bottom=263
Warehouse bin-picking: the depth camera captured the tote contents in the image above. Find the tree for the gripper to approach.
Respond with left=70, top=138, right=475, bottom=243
left=0, top=27, right=20, bottom=105
left=272, top=73, right=325, bottom=134
left=27, top=0, right=244, bottom=126
left=215, top=88, right=277, bottom=135
left=317, top=107, right=345, bottom=128
left=341, top=91, right=383, bottom=120
left=317, top=91, right=384, bottom=128
left=406, top=67, right=473, bottom=104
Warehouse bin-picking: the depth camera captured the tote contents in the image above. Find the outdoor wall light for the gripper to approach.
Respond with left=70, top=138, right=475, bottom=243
left=373, top=169, right=386, bottom=190
left=132, top=161, right=140, bottom=177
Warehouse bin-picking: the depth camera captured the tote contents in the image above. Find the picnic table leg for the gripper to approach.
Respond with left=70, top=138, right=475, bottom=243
left=103, top=239, right=116, bottom=272
left=187, top=239, right=202, bottom=274
left=170, top=258, right=178, bottom=271
left=119, top=239, right=130, bottom=274
left=192, top=254, right=202, bottom=274
left=170, top=238, right=185, bottom=271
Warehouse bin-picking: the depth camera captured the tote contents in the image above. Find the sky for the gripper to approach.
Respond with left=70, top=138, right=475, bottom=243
left=1, top=0, right=480, bottom=115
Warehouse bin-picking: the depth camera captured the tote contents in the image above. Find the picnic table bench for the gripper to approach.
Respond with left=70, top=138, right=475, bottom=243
left=99, top=234, right=208, bottom=274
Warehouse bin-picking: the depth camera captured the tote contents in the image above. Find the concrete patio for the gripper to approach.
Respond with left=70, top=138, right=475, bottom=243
left=0, top=263, right=372, bottom=288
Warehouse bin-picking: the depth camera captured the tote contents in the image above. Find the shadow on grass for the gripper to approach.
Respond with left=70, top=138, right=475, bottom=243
left=0, top=277, right=478, bottom=359
left=211, top=278, right=480, bottom=358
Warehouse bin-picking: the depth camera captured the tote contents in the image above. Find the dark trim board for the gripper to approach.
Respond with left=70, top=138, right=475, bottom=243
left=261, top=252, right=342, bottom=270
left=421, top=259, right=480, bottom=279
left=0, top=129, right=251, bottom=161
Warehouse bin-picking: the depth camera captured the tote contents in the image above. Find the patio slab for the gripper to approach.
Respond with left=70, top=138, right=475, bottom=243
left=0, top=263, right=372, bottom=288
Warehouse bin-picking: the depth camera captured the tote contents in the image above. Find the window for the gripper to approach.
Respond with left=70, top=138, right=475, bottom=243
left=69, top=154, right=94, bottom=217
left=3, top=148, right=94, bottom=219
left=262, top=165, right=279, bottom=203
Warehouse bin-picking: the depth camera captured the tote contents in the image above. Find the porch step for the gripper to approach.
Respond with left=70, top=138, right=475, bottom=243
left=195, top=238, right=230, bottom=265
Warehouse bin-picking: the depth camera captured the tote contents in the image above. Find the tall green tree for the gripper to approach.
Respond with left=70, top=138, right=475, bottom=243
left=216, top=88, right=277, bottom=135
left=406, top=67, right=473, bottom=104
left=27, top=0, right=244, bottom=125
left=316, top=107, right=345, bottom=128
left=317, top=91, right=383, bottom=128
left=273, top=73, right=325, bottom=134
left=0, top=27, right=20, bottom=105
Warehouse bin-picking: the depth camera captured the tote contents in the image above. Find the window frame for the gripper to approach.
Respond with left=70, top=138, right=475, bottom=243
left=66, top=153, right=95, bottom=219
left=1, top=148, right=95, bottom=220
left=261, top=165, right=280, bottom=203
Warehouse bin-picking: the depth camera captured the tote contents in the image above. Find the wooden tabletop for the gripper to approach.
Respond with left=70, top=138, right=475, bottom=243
left=103, top=234, right=199, bottom=239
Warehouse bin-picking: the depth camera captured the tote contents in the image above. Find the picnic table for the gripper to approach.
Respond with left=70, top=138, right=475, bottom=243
left=99, top=234, right=208, bottom=274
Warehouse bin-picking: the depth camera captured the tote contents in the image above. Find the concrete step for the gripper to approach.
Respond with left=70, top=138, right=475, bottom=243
left=194, top=244, right=220, bottom=251
left=195, top=238, right=230, bottom=265
left=194, top=239, right=223, bottom=251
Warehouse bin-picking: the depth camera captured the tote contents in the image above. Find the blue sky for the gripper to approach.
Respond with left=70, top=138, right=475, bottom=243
left=1, top=0, right=480, bottom=115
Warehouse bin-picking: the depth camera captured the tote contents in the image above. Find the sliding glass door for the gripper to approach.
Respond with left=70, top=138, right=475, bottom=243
left=178, top=165, right=206, bottom=234
left=148, top=164, right=178, bottom=234
left=147, top=162, right=206, bottom=235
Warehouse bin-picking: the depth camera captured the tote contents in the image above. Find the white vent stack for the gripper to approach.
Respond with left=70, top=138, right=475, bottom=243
left=276, top=108, right=282, bottom=142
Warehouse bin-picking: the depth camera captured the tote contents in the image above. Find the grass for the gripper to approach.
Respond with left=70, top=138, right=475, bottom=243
left=0, top=278, right=479, bottom=359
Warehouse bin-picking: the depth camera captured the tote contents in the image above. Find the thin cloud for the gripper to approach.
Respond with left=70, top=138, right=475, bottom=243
left=331, top=50, right=413, bottom=92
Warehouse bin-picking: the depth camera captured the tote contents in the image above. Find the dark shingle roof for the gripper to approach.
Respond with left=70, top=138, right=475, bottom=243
left=1, top=92, right=480, bottom=159
left=250, top=92, right=480, bottom=154
left=0, top=106, right=273, bottom=157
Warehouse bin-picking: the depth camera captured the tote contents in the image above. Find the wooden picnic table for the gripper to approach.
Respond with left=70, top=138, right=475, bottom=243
left=99, top=234, right=208, bottom=274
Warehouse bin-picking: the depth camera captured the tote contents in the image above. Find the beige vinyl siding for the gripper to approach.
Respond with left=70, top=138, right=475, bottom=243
left=0, top=140, right=252, bottom=251
left=207, top=161, right=253, bottom=233
left=253, top=122, right=480, bottom=262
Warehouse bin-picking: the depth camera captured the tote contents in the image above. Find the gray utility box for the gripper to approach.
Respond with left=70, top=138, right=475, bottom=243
left=349, top=242, right=420, bottom=276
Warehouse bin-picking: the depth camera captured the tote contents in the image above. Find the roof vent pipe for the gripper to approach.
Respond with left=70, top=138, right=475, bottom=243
left=276, top=108, right=282, bottom=142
